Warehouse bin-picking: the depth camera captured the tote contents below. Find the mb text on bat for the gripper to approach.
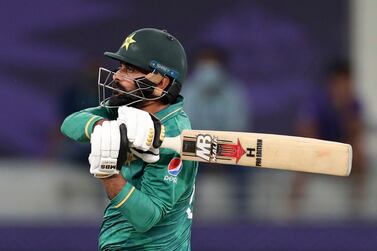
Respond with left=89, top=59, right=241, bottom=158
left=161, top=130, right=352, bottom=176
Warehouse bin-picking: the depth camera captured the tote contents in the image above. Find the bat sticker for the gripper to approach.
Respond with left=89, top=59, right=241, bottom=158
left=183, top=134, right=250, bottom=163
left=195, top=134, right=218, bottom=162
left=217, top=139, right=246, bottom=163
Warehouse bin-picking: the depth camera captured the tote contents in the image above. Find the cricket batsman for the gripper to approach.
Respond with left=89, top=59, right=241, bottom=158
left=61, top=28, right=198, bottom=250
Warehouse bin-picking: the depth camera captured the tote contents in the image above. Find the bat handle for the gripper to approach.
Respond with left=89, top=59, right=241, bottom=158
left=161, top=135, right=182, bottom=153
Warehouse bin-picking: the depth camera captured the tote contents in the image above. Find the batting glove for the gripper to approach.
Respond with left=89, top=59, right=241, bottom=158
left=88, top=121, right=129, bottom=178
left=117, top=106, right=164, bottom=163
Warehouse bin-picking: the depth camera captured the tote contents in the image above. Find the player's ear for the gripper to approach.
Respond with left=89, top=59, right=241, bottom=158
left=153, top=76, right=170, bottom=97
left=159, top=76, right=170, bottom=90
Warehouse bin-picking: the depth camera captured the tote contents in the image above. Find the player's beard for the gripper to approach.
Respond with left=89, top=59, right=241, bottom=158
left=108, top=80, right=153, bottom=109
left=108, top=94, right=146, bottom=108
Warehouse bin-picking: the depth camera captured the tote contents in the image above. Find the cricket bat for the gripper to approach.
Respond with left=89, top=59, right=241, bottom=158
left=161, top=130, right=352, bottom=176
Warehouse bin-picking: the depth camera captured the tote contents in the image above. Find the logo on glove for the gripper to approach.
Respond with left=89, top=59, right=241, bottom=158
left=101, top=164, right=116, bottom=170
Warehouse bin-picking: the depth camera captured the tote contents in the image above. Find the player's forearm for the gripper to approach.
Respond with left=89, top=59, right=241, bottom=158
left=60, top=107, right=111, bottom=142
left=109, top=180, right=163, bottom=233
left=100, top=174, right=127, bottom=199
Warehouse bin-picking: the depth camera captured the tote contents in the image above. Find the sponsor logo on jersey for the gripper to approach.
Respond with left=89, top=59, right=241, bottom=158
left=168, top=157, right=182, bottom=176
left=164, top=175, right=177, bottom=184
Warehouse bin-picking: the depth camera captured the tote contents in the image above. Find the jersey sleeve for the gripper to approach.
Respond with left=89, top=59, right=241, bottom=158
left=110, top=148, right=197, bottom=233
left=60, top=106, right=116, bottom=142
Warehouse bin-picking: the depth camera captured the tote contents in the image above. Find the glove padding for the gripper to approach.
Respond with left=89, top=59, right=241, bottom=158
left=117, top=106, right=164, bottom=163
left=88, top=121, right=129, bottom=178
left=130, top=148, right=160, bottom=163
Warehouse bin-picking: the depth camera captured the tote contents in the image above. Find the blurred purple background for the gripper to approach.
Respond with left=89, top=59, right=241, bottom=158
left=0, top=0, right=349, bottom=156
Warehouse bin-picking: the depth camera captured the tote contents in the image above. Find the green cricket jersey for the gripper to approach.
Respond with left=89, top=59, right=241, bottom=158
left=61, top=96, right=198, bottom=251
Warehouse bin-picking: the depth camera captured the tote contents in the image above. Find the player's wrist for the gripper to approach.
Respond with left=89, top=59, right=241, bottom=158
left=100, top=173, right=123, bottom=181
left=94, top=119, right=108, bottom=128
left=100, top=174, right=127, bottom=199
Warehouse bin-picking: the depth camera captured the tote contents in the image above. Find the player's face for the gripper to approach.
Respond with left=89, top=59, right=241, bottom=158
left=113, top=63, right=147, bottom=92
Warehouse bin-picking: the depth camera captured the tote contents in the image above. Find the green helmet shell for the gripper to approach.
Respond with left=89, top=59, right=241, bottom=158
left=104, top=28, right=187, bottom=84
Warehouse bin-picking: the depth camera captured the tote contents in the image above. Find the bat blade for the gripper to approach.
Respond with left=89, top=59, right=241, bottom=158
left=161, top=130, right=352, bottom=176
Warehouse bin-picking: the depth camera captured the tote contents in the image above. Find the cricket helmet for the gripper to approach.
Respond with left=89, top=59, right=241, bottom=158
left=97, top=28, right=187, bottom=107
left=104, top=28, right=188, bottom=84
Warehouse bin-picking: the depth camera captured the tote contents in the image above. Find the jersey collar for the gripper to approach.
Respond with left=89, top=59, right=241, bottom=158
left=155, top=95, right=184, bottom=123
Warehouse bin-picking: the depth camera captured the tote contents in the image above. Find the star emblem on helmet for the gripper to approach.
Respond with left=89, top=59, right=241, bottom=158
left=122, top=33, right=136, bottom=51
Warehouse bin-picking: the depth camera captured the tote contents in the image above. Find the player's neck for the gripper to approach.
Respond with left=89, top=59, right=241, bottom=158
left=142, top=101, right=169, bottom=115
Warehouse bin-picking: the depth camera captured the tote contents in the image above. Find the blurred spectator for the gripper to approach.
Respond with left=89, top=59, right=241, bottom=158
left=183, top=45, right=252, bottom=132
left=183, top=45, right=253, bottom=220
left=290, top=60, right=366, bottom=217
left=48, top=58, right=100, bottom=164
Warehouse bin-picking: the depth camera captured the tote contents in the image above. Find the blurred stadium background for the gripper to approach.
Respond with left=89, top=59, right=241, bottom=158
left=1, top=0, right=377, bottom=250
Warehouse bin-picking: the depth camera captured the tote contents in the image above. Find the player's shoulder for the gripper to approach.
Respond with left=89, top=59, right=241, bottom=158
left=157, top=97, right=192, bottom=137
left=163, top=111, right=192, bottom=138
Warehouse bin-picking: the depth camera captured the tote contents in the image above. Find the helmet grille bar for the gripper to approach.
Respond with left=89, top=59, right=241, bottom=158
left=97, top=67, right=169, bottom=108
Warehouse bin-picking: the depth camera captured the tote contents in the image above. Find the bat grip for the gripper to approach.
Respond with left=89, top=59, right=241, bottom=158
left=161, top=135, right=182, bottom=153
